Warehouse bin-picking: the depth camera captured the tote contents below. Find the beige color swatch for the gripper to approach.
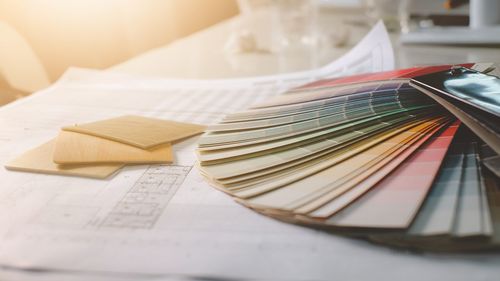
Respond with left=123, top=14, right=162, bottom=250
left=53, top=131, right=173, bottom=164
left=242, top=119, right=440, bottom=210
left=232, top=119, right=429, bottom=199
left=5, top=140, right=123, bottom=179
left=63, top=115, right=205, bottom=149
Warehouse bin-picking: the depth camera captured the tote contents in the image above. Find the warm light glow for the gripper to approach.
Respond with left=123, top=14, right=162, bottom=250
left=0, top=0, right=238, bottom=82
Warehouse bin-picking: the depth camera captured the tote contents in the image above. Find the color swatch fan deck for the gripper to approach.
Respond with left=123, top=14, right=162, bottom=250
left=197, top=65, right=500, bottom=251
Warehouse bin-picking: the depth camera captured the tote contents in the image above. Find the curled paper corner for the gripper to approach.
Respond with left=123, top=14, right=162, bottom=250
left=224, top=30, right=272, bottom=54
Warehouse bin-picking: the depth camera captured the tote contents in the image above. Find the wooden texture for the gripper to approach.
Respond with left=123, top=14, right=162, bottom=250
left=5, top=139, right=123, bottom=179
left=63, top=115, right=205, bottom=149
left=53, top=131, right=174, bottom=164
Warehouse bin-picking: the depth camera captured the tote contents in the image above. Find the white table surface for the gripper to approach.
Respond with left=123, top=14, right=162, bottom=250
left=110, top=12, right=500, bottom=79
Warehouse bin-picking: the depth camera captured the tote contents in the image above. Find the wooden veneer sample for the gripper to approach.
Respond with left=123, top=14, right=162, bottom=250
left=5, top=140, right=122, bottom=179
left=63, top=115, right=205, bottom=149
left=53, top=131, right=173, bottom=164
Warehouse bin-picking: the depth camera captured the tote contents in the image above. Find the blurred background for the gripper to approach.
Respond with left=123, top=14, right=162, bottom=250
left=0, top=0, right=238, bottom=104
left=1, top=0, right=497, bottom=106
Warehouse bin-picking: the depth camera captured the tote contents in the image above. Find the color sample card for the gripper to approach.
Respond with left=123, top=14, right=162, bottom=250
left=199, top=113, right=421, bottom=163
left=483, top=164, right=500, bottom=245
left=412, top=67, right=500, bottom=117
left=371, top=128, right=497, bottom=251
left=407, top=140, right=465, bottom=236
left=451, top=141, right=493, bottom=237
left=201, top=114, right=422, bottom=179
left=412, top=81, right=500, bottom=163
left=308, top=122, right=449, bottom=218
left=243, top=119, right=441, bottom=210
left=197, top=65, right=500, bottom=251
left=327, top=122, right=459, bottom=228
left=230, top=119, right=434, bottom=199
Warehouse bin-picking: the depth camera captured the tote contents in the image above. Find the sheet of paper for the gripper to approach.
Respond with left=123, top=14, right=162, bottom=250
left=1, top=23, right=498, bottom=281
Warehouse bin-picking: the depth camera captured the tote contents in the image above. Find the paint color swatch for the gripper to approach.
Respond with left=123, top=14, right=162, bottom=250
left=197, top=65, right=500, bottom=252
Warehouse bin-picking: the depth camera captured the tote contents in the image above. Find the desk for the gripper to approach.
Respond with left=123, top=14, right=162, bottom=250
left=3, top=10, right=500, bottom=281
left=110, top=13, right=500, bottom=79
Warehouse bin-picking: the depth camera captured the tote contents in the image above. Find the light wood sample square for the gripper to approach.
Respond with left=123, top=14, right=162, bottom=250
left=5, top=140, right=123, bottom=179
left=53, top=131, right=173, bottom=164
left=62, top=115, right=205, bottom=149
